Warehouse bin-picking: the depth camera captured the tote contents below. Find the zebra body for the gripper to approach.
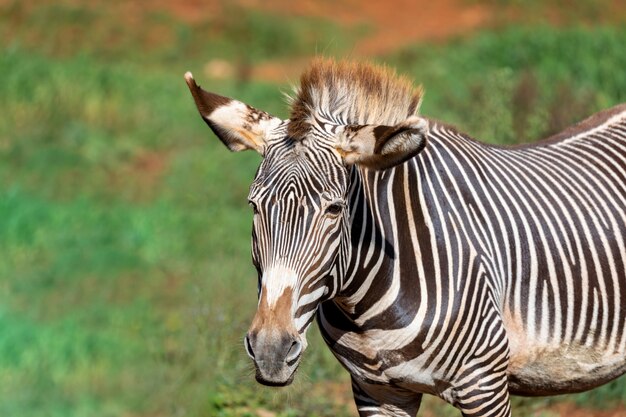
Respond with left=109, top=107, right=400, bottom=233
left=185, top=59, right=626, bottom=416
left=320, top=112, right=626, bottom=414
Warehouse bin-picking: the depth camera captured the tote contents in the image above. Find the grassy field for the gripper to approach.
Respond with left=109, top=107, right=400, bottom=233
left=2, top=2, right=626, bottom=416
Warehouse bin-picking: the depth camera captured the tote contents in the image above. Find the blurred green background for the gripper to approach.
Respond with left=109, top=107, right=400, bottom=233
left=2, top=0, right=626, bottom=416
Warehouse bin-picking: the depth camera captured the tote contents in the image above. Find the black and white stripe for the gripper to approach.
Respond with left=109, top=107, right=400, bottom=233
left=317, top=109, right=626, bottom=416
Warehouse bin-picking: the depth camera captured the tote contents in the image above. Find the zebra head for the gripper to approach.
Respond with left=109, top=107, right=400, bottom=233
left=185, top=60, right=427, bottom=386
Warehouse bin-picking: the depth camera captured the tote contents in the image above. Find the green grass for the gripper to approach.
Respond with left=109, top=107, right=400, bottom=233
left=388, top=26, right=626, bottom=144
left=0, top=45, right=351, bottom=417
left=2, top=4, right=626, bottom=416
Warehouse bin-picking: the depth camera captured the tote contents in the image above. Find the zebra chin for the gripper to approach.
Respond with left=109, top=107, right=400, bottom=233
left=254, top=365, right=299, bottom=387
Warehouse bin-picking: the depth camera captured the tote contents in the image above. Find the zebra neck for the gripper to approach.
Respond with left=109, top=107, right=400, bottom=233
left=332, top=129, right=481, bottom=321
left=335, top=165, right=409, bottom=316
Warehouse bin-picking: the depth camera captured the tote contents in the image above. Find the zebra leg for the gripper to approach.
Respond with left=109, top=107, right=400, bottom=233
left=448, top=369, right=512, bottom=417
left=351, top=377, right=422, bottom=417
left=445, top=285, right=512, bottom=416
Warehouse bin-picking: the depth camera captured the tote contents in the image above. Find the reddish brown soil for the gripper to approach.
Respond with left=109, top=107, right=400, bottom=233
left=149, top=0, right=626, bottom=83
left=7, top=0, right=624, bottom=83
left=194, top=0, right=495, bottom=82
left=235, top=0, right=491, bottom=54
left=547, top=402, right=626, bottom=417
left=131, top=150, right=169, bottom=183
left=106, top=150, right=171, bottom=201
left=8, top=0, right=625, bottom=59
left=153, top=0, right=625, bottom=56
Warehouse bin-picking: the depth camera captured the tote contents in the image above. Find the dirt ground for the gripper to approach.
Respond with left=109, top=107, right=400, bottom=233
left=150, top=0, right=626, bottom=83
left=10, top=0, right=623, bottom=82
left=234, top=0, right=492, bottom=55
left=154, top=0, right=624, bottom=53
left=550, top=402, right=626, bottom=417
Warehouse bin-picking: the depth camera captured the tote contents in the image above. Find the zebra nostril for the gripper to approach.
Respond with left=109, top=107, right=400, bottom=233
left=286, top=340, right=302, bottom=364
left=244, top=335, right=255, bottom=360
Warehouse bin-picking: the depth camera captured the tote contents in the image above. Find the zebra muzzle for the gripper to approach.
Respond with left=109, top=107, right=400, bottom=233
left=244, top=331, right=303, bottom=386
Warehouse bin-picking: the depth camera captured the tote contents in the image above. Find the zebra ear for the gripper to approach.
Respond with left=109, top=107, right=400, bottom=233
left=336, top=116, right=429, bottom=170
left=184, top=72, right=282, bottom=154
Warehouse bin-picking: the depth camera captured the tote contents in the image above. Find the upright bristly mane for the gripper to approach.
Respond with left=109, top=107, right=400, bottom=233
left=288, top=58, right=424, bottom=139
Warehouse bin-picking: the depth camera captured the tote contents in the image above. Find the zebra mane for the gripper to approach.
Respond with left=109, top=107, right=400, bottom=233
left=287, top=58, right=424, bottom=139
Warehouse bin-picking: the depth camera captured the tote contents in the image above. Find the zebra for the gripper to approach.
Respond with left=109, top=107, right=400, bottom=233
left=184, top=58, right=626, bottom=417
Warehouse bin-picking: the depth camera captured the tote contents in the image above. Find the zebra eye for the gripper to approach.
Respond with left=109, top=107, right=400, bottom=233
left=248, top=200, right=259, bottom=215
left=325, top=202, right=344, bottom=217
